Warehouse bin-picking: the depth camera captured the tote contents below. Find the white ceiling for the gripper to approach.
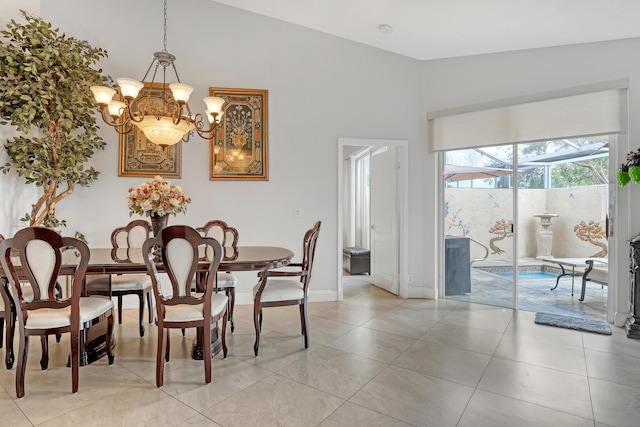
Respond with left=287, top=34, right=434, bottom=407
left=212, top=0, right=640, bottom=60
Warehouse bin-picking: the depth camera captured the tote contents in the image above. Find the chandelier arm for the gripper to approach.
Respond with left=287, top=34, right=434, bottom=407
left=181, top=131, right=192, bottom=143
left=125, top=98, right=145, bottom=124
left=172, top=104, right=185, bottom=125
left=192, top=113, right=218, bottom=139
left=113, top=121, right=135, bottom=135
left=98, top=106, right=130, bottom=129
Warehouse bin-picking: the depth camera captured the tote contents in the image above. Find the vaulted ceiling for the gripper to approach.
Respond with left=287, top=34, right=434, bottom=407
left=213, top=0, right=640, bottom=60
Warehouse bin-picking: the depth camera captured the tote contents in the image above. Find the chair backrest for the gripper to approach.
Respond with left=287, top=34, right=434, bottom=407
left=142, top=225, right=222, bottom=313
left=301, top=221, right=321, bottom=291
left=197, top=220, right=239, bottom=248
left=0, top=227, right=88, bottom=313
left=111, top=220, right=152, bottom=249
left=198, top=219, right=239, bottom=262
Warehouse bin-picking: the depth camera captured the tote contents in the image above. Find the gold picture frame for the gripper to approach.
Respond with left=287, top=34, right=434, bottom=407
left=209, top=87, right=268, bottom=180
left=118, top=83, right=182, bottom=178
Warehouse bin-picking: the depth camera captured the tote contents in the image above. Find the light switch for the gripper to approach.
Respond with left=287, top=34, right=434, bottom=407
left=294, top=207, right=302, bottom=217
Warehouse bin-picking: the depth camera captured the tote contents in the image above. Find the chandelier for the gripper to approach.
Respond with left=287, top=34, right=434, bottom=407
left=90, top=0, right=224, bottom=147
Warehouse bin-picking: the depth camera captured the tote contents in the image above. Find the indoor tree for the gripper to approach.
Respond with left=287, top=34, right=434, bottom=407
left=0, top=11, right=108, bottom=228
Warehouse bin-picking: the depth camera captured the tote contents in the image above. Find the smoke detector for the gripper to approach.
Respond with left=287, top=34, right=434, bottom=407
left=378, top=24, right=393, bottom=34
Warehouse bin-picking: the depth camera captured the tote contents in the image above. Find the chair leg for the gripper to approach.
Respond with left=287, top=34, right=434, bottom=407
left=221, top=309, right=228, bottom=358
left=5, top=308, right=14, bottom=369
left=70, top=330, right=79, bottom=393
left=147, top=290, right=153, bottom=324
left=156, top=328, right=167, bottom=387
left=204, top=326, right=212, bottom=384
left=165, top=332, right=170, bottom=362
left=227, top=288, right=235, bottom=333
left=117, top=295, right=123, bottom=324
left=55, top=333, right=61, bottom=343
left=253, top=300, right=261, bottom=356
left=40, top=335, right=49, bottom=370
left=0, top=317, right=4, bottom=349
left=16, top=334, right=29, bottom=398
left=181, top=328, right=185, bottom=337
left=106, top=313, right=115, bottom=365
left=138, top=292, right=145, bottom=338
left=300, top=301, right=309, bottom=349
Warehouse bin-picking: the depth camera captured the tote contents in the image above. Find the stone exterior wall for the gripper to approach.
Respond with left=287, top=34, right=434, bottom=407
left=444, top=185, right=608, bottom=261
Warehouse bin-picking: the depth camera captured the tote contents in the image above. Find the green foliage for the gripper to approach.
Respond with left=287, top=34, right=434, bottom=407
left=551, top=158, right=608, bottom=188
left=0, top=11, right=109, bottom=227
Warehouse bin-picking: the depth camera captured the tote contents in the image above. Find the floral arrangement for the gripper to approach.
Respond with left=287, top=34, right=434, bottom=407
left=618, top=149, right=640, bottom=187
left=128, top=175, right=191, bottom=217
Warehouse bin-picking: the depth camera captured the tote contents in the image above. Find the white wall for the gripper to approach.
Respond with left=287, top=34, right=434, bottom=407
left=0, top=0, right=424, bottom=302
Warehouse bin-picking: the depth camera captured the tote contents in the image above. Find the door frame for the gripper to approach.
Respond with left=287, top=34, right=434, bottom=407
left=337, top=138, right=409, bottom=300
left=437, top=143, right=617, bottom=324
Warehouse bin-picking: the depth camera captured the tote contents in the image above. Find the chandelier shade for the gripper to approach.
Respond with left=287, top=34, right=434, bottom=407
left=90, top=0, right=225, bottom=147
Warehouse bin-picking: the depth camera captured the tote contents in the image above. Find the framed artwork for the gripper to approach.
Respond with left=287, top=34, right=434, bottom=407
left=118, top=83, right=182, bottom=178
left=209, top=87, right=268, bottom=180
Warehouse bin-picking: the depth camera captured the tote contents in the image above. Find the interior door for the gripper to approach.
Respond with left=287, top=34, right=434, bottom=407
left=370, top=146, right=399, bottom=294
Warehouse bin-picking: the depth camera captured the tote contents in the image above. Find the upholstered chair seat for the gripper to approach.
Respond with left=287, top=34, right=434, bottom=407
left=164, top=293, right=228, bottom=322
left=24, top=298, right=114, bottom=330
left=253, top=280, right=304, bottom=303
left=88, top=274, right=152, bottom=292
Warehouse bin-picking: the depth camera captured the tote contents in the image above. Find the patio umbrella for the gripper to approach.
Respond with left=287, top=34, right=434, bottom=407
left=444, top=164, right=512, bottom=182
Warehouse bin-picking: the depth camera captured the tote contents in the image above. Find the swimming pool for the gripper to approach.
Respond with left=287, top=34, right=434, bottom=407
left=494, top=271, right=557, bottom=280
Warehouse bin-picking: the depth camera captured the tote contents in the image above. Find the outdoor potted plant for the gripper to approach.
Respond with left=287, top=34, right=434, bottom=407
left=618, top=148, right=640, bottom=187
left=0, top=11, right=109, bottom=228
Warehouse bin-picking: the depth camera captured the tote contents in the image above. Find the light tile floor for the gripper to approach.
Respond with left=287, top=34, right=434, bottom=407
left=1, top=279, right=639, bottom=426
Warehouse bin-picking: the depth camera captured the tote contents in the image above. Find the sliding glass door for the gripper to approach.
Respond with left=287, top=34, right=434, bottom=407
left=442, top=138, right=610, bottom=317
left=443, top=145, right=515, bottom=309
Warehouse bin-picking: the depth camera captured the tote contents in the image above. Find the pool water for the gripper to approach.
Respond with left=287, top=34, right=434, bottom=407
left=495, top=271, right=557, bottom=280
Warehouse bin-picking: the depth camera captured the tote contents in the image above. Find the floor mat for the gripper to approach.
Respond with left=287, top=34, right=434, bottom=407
left=534, top=312, right=611, bottom=335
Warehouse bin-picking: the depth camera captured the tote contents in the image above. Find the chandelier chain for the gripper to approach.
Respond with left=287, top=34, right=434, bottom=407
left=163, top=0, right=168, bottom=52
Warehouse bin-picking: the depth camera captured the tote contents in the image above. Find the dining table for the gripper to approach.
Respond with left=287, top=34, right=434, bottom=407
left=1, top=245, right=294, bottom=366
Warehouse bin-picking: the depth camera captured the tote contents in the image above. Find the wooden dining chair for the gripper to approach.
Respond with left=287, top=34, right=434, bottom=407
left=197, top=219, right=239, bottom=332
left=142, top=225, right=228, bottom=387
left=0, top=227, right=115, bottom=398
left=86, top=220, right=153, bottom=337
left=0, top=232, right=14, bottom=369
left=252, top=221, right=321, bottom=356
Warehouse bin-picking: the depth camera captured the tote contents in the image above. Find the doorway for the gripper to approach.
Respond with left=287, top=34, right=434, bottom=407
left=337, top=138, right=409, bottom=301
left=441, top=138, right=612, bottom=320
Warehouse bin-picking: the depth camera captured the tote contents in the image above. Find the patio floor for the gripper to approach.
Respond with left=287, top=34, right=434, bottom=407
left=446, top=267, right=607, bottom=321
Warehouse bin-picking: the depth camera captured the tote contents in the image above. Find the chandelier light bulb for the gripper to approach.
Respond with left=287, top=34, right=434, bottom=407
left=169, top=82, right=194, bottom=103
left=116, top=78, right=145, bottom=99
left=107, top=100, right=126, bottom=117
left=90, top=86, right=116, bottom=105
